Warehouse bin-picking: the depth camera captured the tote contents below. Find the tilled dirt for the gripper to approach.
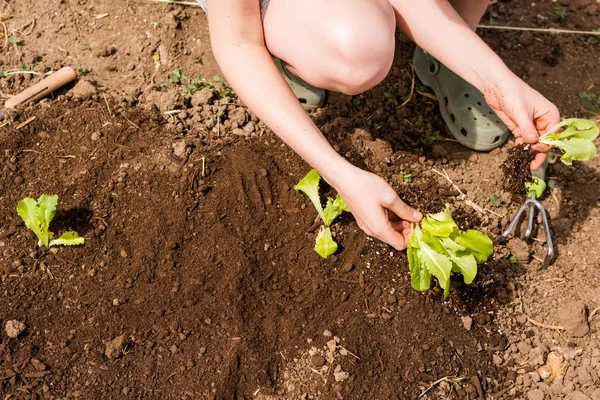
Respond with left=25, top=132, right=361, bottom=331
left=1, top=0, right=600, bottom=399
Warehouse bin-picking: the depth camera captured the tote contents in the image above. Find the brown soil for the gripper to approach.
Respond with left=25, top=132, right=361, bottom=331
left=1, top=1, right=600, bottom=400
left=501, top=144, right=535, bottom=199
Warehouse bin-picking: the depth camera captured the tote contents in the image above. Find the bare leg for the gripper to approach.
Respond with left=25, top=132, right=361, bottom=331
left=262, top=0, right=396, bottom=95
left=448, top=0, right=490, bottom=31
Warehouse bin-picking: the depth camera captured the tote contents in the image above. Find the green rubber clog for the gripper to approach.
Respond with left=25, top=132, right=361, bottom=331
left=273, top=57, right=326, bottom=111
left=412, top=47, right=509, bottom=151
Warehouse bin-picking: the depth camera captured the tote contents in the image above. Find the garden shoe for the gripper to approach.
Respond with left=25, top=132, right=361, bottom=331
left=273, top=57, right=326, bottom=111
left=412, top=47, right=510, bottom=152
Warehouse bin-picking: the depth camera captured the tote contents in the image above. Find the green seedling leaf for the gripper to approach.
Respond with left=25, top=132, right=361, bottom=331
left=168, top=68, right=187, bottom=84
left=399, top=172, right=412, bottom=183
left=525, top=176, right=547, bottom=198
left=295, top=170, right=351, bottom=259
left=323, top=195, right=349, bottom=226
left=314, top=226, right=338, bottom=259
left=420, top=206, right=458, bottom=238
left=17, top=194, right=58, bottom=247
left=294, top=169, right=325, bottom=223
left=539, top=118, right=599, bottom=165
left=555, top=3, right=567, bottom=24
left=453, top=230, right=493, bottom=264
left=17, top=194, right=84, bottom=248
left=489, top=193, right=502, bottom=207
left=49, top=231, right=85, bottom=247
left=407, top=205, right=493, bottom=297
left=407, top=226, right=431, bottom=291
left=419, top=239, right=452, bottom=297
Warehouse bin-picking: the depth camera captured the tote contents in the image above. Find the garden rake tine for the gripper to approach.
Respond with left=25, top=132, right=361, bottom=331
left=493, top=194, right=554, bottom=269
left=523, top=195, right=536, bottom=240
left=493, top=201, right=529, bottom=246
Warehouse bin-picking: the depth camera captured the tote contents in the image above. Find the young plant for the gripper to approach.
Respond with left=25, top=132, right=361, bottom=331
left=407, top=205, right=493, bottom=297
left=17, top=194, right=85, bottom=248
left=525, top=118, right=599, bottom=197
left=539, top=118, right=599, bottom=166
left=294, top=169, right=350, bottom=258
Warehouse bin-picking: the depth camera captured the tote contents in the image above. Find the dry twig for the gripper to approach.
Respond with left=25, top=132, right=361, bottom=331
left=479, top=25, right=600, bottom=36
left=431, top=168, right=486, bottom=214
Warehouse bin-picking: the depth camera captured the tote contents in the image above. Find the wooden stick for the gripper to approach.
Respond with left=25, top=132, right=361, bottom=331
left=478, top=25, right=600, bottom=36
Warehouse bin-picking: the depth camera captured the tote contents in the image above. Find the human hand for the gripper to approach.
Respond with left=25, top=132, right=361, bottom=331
left=482, top=76, right=560, bottom=170
left=334, top=166, right=422, bottom=250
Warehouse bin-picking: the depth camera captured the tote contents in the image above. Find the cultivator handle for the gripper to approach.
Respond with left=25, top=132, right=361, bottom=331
left=4, top=67, right=77, bottom=109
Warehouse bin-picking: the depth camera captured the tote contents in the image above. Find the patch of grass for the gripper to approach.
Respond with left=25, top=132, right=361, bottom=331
left=77, top=65, right=88, bottom=75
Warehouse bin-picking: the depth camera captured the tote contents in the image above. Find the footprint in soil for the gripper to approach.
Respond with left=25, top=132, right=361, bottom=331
left=52, top=207, right=95, bottom=236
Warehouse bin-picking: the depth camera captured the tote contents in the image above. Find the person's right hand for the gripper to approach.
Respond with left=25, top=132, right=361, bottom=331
left=333, top=166, right=422, bottom=250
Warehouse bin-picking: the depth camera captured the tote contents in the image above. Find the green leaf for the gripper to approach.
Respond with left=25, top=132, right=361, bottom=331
left=294, top=169, right=325, bottom=223
left=17, top=198, right=49, bottom=247
left=314, top=226, right=338, bottom=259
left=49, top=231, right=85, bottom=247
left=323, top=194, right=350, bottom=226
left=525, top=176, right=547, bottom=198
left=448, top=252, right=478, bottom=285
left=539, top=118, right=599, bottom=165
left=453, top=230, right=493, bottom=264
left=420, top=205, right=458, bottom=238
left=489, top=193, right=502, bottom=207
left=419, top=239, right=453, bottom=297
left=16, top=194, right=58, bottom=247
left=408, top=225, right=431, bottom=291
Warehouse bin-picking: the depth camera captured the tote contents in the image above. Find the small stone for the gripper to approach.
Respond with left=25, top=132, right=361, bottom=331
left=191, top=88, right=214, bottom=106
left=558, top=301, right=589, bottom=337
left=172, top=140, right=187, bottom=158
left=516, top=314, right=528, bottom=324
left=386, top=295, right=397, bottom=305
left=91, top=131, right=100, bottom=141
left=105, top=334, right=129, bottom=359
left=527, top=388, right=545, bottom=400
left=372, top=286, right=382, bottom=297
left=13, top=176, right=24, bottom=185
left=120, top=250, right=128, bottom=258
left=518, top=341, right=532, bottom=355
left=566, top=391, right=591, bottom=400
left=461, top=316, right=473, bottom=331
left=186, top=359, right=195, bottom=368
left=310, top=355, right=326, bottom=367
left=333, top=366, right=350, bottom=382
left=340, top=292, right=349, bottom=302
left=492, top=354, right=503, bottom=366
left=70, top=80, right=97, bottom=100
left=5, top=320, right=26, bottom=338
left=342, top=263, right=354, bottom=273
left=30, top=358, right=47, bottom=371
left=323, top=330, right=332, bottom=337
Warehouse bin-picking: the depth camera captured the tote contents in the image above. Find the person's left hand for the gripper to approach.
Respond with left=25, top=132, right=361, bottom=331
left=482, top=76, right=560, bottom=170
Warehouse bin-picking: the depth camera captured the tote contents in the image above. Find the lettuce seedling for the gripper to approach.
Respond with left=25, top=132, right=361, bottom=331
left=294, top=169, right=350, bottom=258
left=523, top=118, right=598, bottom=198
left=17, top=194, right=85, bottom=248
left=539, top=118, right=599, bottom=166
left=407, top=205, right=493, bottom=297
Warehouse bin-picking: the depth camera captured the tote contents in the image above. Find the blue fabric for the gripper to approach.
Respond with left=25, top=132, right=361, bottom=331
left=196, top=0, right=269, bottom=18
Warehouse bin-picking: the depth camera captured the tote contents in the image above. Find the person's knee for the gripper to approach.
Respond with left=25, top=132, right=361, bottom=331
left=328, top=5, right=396, bottom=95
